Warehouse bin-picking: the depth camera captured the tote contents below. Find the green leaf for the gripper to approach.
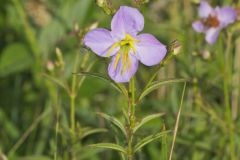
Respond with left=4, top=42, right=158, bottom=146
left=133, top=113, right=165, bottom=133
left=97, top=112, right=127, bottom=137
left=88, top=143, right=126, bottom=154
left=76, top=72, right=128, bottom=97
left=138, top=78, right=187, bottom=101
left=81, top=128, right=108, bottom=139
left=134, top=131, right=171, bottom=153
left=0, top=43, right=32, bottom=77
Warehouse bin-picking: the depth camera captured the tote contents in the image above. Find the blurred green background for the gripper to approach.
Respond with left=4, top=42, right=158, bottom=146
left=0, top=0, right=240, bottom=159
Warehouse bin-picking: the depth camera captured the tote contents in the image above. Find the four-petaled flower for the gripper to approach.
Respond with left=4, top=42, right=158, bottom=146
left=192, top=1, right=237, bottom=44
left=84, top=6, right=167, bottom=83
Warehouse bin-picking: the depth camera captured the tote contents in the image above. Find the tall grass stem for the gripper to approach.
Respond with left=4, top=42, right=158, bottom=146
left=169, top=82, right=186, bottom=160
left=223, top=32, right=235, bottom=160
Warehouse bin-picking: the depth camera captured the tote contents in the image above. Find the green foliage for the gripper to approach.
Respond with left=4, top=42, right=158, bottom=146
left=0, top=43, right=32, bottom=77
left=88, top=143, right=127, bottom=154
left=138, top=78, right=187, bottom=101
left=96, top=112, right=127, bottom=137
left=161, top=125, right=168, bottom=160
left=80, top=128, right=108, bottom=139
left=133, top=113, right=165, bottom=133
left=134, top=131, right=170, bottom=153
left=77, top=71, right=128, bottom=97
left=0, top=0, right=240, bottom=159
left=16, top=156, right=51, bottom=160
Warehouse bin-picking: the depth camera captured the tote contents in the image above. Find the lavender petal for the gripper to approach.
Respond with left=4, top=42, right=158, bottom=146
left=108, top=52, right=138, bottom=83
left=205, top=28, right=220, bottom=44
left=217, top=7, right=237, bottom=27
left=84, top=28, right=119, bottom=57
left=135, top=34, right=167, bottom=66
left=192, top=20, right=205, bottom=32
left=111, top=6, right=144, bottom=40
left=199, top=1, right=213, bottom=18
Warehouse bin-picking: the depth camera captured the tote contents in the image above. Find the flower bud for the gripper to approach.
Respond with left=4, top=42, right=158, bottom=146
left=74, top=23, right=80, bottom=32
left=134, top=0, right=149, bottom=5
left=191, top=0, right=201, bottom=4
left=172, top=40, right=182, bottom=55
left=96, top=0, right=114, bottom=15
left=89, top=22, right=99, bottom=31
left=201, top=50, right=211, bottom=60
left=96, top=0, right=105, bottom=7
left=46, top=60, right=54, bottom=72
left=192, top=51, right=198, bottom=56
left=0, top=153, right=8, bottom=160
left=55, top=47, right=65, bottom=69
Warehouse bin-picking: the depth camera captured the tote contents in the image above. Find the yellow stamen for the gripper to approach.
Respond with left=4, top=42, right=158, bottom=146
left=125, top=34, right=139, bottom=43
left=127, top=54, right=131, bottom=71
left=129, top=41, right=136, bottom=53
left=114, top=52, right=121, bottom=70
left=107, top=42, right=119, bottom=57
left=106, top=33, right=139, bottom=73
left=122, top=48, right=128, bottom=73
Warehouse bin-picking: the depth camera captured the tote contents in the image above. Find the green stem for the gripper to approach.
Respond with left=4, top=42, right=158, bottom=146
left=70, top=53, right=79, bottom=160
left=70, top=94, right=76, bottom=135
left=46, top=80, right=59, bottom=160
left=130, top=78, right=135, bottom=126
left=231, top=38, right=240, bottom=120
left=54, top=108, right=59, bottom=160
left=223, top=32, right=235, bottom=160
left=127, top=78, right=136, bottom=160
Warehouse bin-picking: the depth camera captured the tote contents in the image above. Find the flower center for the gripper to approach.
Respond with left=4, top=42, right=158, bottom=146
left=107, top=34, right=139, bottom=73
left=203, top=15, right=220, bottom=28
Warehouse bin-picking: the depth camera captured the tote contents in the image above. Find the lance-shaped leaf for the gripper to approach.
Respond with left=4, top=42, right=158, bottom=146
left=97, top=112, right=127, bottom=137
left=88, top=143, right=126, bottom=154
left=76, top=72, right=128, bottom=97
left=81, top=128, right=108, bottom=139
left=138, top=78, right=187, bottom=101
left=134, top=131, right=171, bottom=153
left=133, top=113, right=165, bottom=133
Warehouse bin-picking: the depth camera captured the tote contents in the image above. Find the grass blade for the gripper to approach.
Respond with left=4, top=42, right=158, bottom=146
left=169, top=82, right=186, bottom=160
